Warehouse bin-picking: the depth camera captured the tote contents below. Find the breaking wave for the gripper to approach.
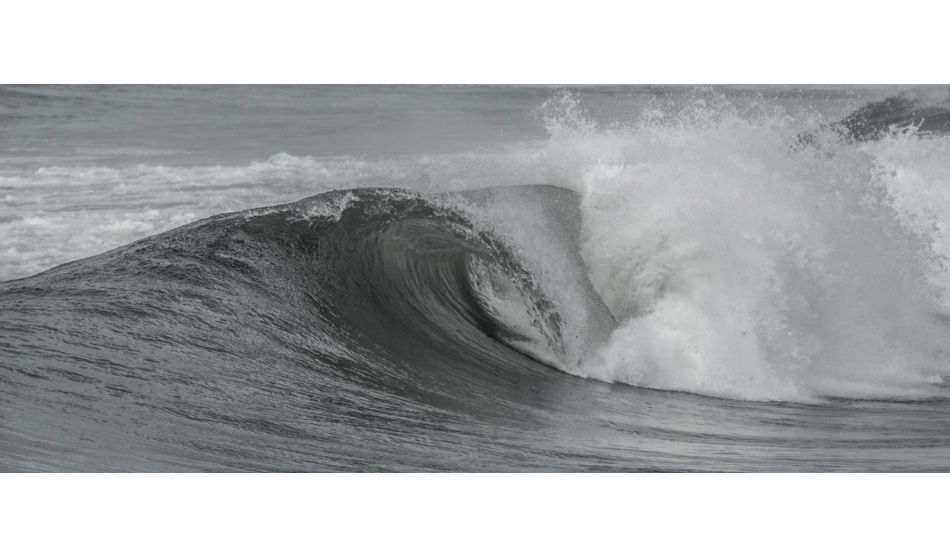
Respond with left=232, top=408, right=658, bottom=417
left=4, top=86, right=950, bottom=471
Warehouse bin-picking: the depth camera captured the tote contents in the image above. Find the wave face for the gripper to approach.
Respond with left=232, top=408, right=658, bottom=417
left=0, top=185, right=621, bottom=471
left=3, top=85, right=950, bottom=471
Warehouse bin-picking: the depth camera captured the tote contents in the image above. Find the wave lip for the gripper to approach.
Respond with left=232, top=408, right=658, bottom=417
left=319, top=186, right=573, bottom=369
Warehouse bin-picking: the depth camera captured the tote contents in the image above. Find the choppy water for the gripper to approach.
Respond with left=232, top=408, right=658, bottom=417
left=2, top=85, right=950, bottom=471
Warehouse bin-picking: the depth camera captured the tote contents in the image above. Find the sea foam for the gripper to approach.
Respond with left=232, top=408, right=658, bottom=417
left=535, top=90, right=950, bottom=401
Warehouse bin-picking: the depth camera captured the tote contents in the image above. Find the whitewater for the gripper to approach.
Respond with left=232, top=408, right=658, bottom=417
left=2, top=85, right=950, bottom=471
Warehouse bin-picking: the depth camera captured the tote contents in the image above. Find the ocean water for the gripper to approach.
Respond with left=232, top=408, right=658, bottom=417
left=2, top=84, right=950, bottom=471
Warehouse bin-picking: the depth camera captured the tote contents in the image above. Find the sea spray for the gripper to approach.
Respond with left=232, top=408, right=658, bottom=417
left=537, top=90, right=950, bottom=400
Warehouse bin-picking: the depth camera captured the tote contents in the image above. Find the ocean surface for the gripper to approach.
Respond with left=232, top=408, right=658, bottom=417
left=2, top=84, right=950, bottom=472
